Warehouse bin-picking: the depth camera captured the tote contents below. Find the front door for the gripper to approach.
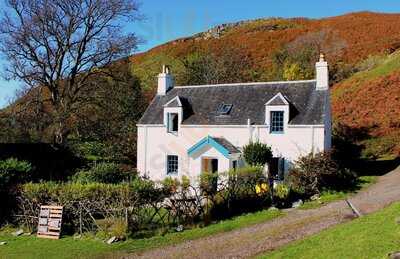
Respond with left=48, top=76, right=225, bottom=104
left=202, top=158, right=218, bottom=173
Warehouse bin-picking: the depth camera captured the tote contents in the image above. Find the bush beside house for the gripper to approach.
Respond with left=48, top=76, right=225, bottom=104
left=72, top=162, right=134, bottom=184
left=1, top=150, right=360, bottom=240
left=288, top=152, right=357, bottom=197
left=243, top=142, right=273, bottom=166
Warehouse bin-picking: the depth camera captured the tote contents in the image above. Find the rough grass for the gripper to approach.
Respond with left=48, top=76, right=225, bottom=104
left=0, top=209, right=283, bottom=259
left=299, top=175, right=377, bottom=210
left=332, top=51, right=400, bottom=99
left=260, top=202, right=400, bottom=259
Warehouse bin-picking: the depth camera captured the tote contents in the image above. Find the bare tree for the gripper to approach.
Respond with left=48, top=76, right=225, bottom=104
left=286, top=29, right=347, bottom=57
left=0, top=0, right=140, bottom=144
left=181, top=47, right=255, bottom=85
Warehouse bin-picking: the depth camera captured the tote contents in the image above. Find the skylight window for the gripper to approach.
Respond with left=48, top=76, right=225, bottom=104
left=216, top=103, right=233, bottom=115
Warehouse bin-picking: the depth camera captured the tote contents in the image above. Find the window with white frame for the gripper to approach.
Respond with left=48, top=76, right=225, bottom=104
left=270, top=111, right=284, bottom=133
left=167, top=113, right=179, bottom=133
left=167, top=155, right=178, bottom=175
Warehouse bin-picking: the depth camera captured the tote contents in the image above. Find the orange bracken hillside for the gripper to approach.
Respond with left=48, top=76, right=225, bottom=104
left=332, top=52, right=400, bottom=157
left=131, top=12, right=400, bottom=72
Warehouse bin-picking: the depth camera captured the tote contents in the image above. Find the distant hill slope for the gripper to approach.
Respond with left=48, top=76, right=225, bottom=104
left=131, top=12, right=400, bottom=89
left=2, top=12, right=400, bottom=158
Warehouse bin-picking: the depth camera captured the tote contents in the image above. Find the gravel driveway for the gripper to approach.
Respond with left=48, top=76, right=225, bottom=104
left=126, top=165, right=400, bottom=259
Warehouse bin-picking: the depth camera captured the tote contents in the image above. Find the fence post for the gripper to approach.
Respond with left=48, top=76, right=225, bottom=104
left=79, top=205, right=83, bottom=235
left=125, top=207, right=128, bottom=226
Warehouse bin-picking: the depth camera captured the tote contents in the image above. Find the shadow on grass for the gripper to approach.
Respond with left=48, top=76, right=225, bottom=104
left=349, top=158, right=400, bottom=177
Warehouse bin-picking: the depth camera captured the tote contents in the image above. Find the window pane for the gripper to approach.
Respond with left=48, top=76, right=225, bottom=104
left=168, top=113, right=178, bottom=133
left=270, top=111, right=284, bottom=133
left=167, top=155, right=178, bottom=175
left=172, top=114, right=178, bottom=132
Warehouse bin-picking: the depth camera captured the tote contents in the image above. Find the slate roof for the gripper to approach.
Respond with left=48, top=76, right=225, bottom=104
left=213, top=137, right=241, bottom=154
left=138, top=80, right=328, bottom=125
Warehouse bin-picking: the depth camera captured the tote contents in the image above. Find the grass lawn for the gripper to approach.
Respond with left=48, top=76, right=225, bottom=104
left=260, top=202, right=400, bottom=259
left=0, top=209, right=283, bottom=259
left=299, top=175, right=377, bottom=210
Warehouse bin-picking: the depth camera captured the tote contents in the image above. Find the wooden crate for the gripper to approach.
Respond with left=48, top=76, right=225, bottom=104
left=37, top=205, right=63, bottom=239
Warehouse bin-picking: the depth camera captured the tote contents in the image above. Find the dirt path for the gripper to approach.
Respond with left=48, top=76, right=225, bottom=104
left=127, top=166, right=400, bottom=259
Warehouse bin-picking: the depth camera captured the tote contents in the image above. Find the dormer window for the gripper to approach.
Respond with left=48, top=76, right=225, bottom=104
left=270, top=111, right=284, bottom=133
left=167, top=113, right=179, bottom=133
left=265, top=92, right=290, bottom=134
left=164, top=96, right=183, bottom=134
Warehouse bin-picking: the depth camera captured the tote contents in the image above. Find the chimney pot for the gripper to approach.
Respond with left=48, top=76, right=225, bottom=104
left=319, top=53, right=325, bottom=62
left=157, top=65, right=174, bottom=95
left=316, top=55, right=329, bottom=90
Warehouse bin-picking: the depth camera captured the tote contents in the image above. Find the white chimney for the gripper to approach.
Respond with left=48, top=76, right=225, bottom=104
left=157, top=65, right=174, bottom=95
left=316, top=53, right=329, bottom=90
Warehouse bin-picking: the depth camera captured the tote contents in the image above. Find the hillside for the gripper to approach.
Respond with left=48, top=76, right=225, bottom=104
left=332, top=52, right=400, bottom=157
left=131, top=12, right=400, bottom=89
left=2, top=11, right=400, bottom=158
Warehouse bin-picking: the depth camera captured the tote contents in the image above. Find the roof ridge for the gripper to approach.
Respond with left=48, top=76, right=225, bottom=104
left=175, top=79, right=316, bottom=89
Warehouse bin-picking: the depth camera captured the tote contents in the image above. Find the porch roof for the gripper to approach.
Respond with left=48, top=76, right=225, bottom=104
left=187, top=136, right=240, bottom=158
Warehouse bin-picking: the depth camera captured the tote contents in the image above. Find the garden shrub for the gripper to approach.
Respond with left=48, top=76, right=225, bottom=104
left=243, top=142, right=273, bottom=166
left=96, top=218, right=128, bottom=240
left=17, top=179, right=164, bottom=233
left=227, top=166, right=266, bottom=198
left=16, top=167, right=274, bottom=236
left=0, top=158, right=32, bottom=189
left=72, top=162, right=131, bottom=184
left=275, top=183, right=290, bottom=200
left=200, top=171, right=218, bottom=195
left=70, top=141, right=110, bottom=162
left=273, top=183, right=291, bottom=208
left=0, top=158, right=32, bottom=225
left=161, top=177, right=180, bottom=194
left=256, top=183, right=269, bottom=195
left=288, top=152, right=357, bottom=197
left=181, top=175, right=191, bottom=190
left=288, top=152, right=336, bottom=196
left=207, top=166, right=270, bottom=219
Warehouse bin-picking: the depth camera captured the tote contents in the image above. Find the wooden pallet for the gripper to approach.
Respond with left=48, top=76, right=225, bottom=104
left=37, top=205, right=63, bottom=239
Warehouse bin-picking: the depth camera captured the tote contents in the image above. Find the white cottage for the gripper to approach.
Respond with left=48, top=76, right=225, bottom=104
left=137, top=54, right=331, bottom=182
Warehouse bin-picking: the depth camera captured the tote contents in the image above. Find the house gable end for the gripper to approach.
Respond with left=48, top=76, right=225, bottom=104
left=265, top=92, right=290, bottom=106
left=164, top=96, right=183, bottom=107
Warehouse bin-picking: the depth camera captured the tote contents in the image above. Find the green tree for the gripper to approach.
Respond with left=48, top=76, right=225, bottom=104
left=243, top=142, right=273, bottom=166
left=283, top=62, right=311, bottom=81
left=72, top=61, right=146, bottom=165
